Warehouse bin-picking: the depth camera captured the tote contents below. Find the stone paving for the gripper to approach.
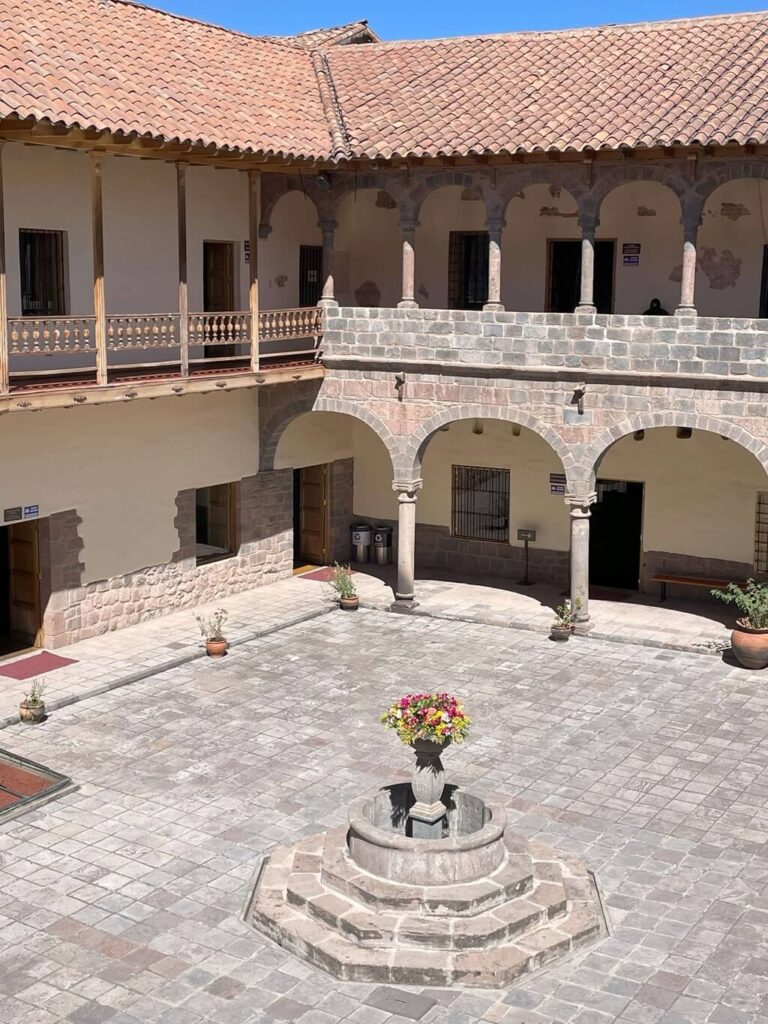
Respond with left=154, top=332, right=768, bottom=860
left=1, top=609, right=767, bottom=1023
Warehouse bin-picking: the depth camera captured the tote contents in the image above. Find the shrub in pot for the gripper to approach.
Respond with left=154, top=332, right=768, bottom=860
left=196, top=608, right=229, bottom=657
left=550, top=599, right=580, bottom=641
left=712, top=579, right=768, bottom=669
left=19, top=679, right=46, bottom=724
left=328, top=562, right=358, bottom=610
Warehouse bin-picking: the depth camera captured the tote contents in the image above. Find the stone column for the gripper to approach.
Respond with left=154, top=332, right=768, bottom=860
left=484, top=218, right=505, bottom=312
left=575, top=215, right=598, bottom=314
left=90, top=151, right=108, bottom=386
left=0, top=142, right=8, bottom=395
left=318, top=219, right=338, bottom=308
left=176, top=162, right=189, bottom=378
left=392, top=480, right=422, bottom=607
left=397, top=219, right=419, bottom=309
left=565, top=492, right=596, bottom=631
left=675, top=216, right=700, bottom=317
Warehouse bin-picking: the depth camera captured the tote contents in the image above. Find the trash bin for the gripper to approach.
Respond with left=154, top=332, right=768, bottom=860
left=350, top=523, right=371, bottom=563
left=373, top=525, right=393, bottom=566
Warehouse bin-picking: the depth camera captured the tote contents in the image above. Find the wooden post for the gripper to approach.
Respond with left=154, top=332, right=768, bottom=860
left=248, top=168, right=260, bottom=372
left=176, top=163, right=189, bottom=377
left=0, top=143, right=8, bottom=395
left=90, top=152, right=108, bottom=386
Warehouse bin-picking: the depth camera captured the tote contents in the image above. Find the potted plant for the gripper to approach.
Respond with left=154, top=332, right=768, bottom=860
left=196, top=608, right=229, bottom=658
left=328, top=562, right=359, bottom=610
left=712, top=579, right=768, bottom=669
left=550, top=598, right=580, bottom=641
left=381, top=693, right=471, bottom=819
left=19, top=679, right=46, bottom=724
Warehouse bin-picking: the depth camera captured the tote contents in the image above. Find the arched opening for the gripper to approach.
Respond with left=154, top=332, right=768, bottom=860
left=334, top=189, right=401, bottom=307
left=598, top=181, right=683, bottom=315
left=260, top=191, right=321, bottom=310
left=589, top=426, right=768, bottom=607
left=696, top=179, right=768, bottom=317
left=501, top=183, right=581, bottom=312
left=417, top=185, right=487, bottom=310
left=274, top=410, right=395, bottom=570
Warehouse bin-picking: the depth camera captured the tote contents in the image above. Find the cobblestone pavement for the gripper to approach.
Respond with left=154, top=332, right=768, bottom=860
left=1, top=610, right=766, bottom=1024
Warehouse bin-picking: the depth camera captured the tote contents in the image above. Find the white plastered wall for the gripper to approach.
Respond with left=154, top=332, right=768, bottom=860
left=186, top=165, right=249, bottom=311
left=598, top=181, right=682, bottom=315
left=275, top=411, right=356, bottom=469
left=0, top=391, right=259, bottom=583
left=696, top=179, right=768, bottom=317
left=260, top=190, right=321, bottom=310
left=334, top=190, right=401, bottom=307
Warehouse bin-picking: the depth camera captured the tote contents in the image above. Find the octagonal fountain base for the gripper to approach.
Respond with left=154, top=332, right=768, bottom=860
left=248, top=784, right=607, bottom=988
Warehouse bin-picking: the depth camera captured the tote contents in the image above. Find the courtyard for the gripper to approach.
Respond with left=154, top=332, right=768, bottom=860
left=0, top=609, right=766, bottom=1023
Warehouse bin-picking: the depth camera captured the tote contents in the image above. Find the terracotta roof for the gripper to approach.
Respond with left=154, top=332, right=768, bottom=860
left=0, top=5, right=767, bottom=162
left=287, top=20, right=380, bottom=47
left=0, top=0, right=331, bottom=159
left=326, top=12, right=768, bottom=158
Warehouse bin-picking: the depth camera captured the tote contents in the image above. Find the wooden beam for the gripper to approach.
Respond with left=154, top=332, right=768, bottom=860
left=248, top=169, right=260, bottom=373
left=0, top=143, right=7, bottom=395
left=176, top=163, right=189, bottom=378
left=90, top=152, right=108, bottom=386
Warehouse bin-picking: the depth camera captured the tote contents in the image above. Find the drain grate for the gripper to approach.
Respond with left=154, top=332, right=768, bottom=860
left=0, top=748, right=76, bottom=823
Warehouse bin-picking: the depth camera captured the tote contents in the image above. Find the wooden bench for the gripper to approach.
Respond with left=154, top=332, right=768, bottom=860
left=650, top=574, right=744, bottom=602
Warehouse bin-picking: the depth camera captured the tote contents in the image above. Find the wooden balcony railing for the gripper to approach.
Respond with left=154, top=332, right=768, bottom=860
left=3, top=307, right=323, bottom=391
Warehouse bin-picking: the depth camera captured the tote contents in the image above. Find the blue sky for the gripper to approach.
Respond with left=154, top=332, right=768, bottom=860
left=158, top=0, right=766, bottom=39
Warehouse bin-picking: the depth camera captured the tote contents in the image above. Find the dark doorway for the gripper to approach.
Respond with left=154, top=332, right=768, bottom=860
left=549, top=240, right=615, bottom=313
left=760, top=245, right=768, bottom=318
left=293, top=465, right=328, bottom=566
left=0, top=522, right=43, bottom=653
left=448, top=231, right=489, bottom=310
left=203, top=241, right=237, bottom=358
left=589, top=479, right=644, bottom=591
left=299, top=245, right=323, bottom=307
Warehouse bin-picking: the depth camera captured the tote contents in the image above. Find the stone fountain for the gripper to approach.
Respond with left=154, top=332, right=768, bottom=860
left=249, top=748, right=606, bottom=987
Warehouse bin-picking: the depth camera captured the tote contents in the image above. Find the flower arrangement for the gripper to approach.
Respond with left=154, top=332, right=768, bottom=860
left=196, top=608, right=228, bottom=641
left=327, top=562, right=357, bottom=600
left=381, top=693, right=471, bottom=746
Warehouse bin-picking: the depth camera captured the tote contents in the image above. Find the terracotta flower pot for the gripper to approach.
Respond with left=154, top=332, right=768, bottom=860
left=550, top=623, right=572, bottom=642
left=730, top=620, right=768, bottom=670
left=19, top=700, right=45, bottom=724
left=206, top=638, right=228, bottom=658
left=339, top=595, right=359, bottom=611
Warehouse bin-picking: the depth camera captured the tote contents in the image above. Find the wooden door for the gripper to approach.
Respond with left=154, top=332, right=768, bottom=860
left=297, top=465, right=328, bottom=565
left=8, top=522, right=41, bottom=646
left=203, top=241, right=236, bottom=357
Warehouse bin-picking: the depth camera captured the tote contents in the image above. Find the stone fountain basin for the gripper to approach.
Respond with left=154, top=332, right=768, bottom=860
left=347, top=783, right=507, bottom=885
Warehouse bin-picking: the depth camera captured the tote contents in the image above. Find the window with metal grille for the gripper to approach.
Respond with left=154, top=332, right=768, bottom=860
left=299, top=245, right=323, bottom=306
left=448, top=232, right=489, bottom=310
left=451, top=465, right=510, bottom=542
left=755, top=492, right=768, bottom=574
left=19, top=229, right=67, bottom=316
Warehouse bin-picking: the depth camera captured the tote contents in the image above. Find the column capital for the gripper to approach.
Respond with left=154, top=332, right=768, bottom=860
left=565, top=491, right=597, bottom=511
left=577, top=211, right=599, bottom=235
left=486, top=217, right=506, bottom=236
left=393, top=479, right=423, bottom=500
left=318, top=218, right=337, bottom=235
left=400, top=217, right=420, bottom=234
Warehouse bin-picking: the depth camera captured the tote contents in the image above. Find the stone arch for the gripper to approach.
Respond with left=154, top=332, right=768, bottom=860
left=587, top=165, right=691, bottom=223
left=395, top=404, right=577, bottom=484
left=492, top=167, right=588, bottom=223
left=328, top=174, right=409, bottom=220
left=259, top=174, right=328, bottom=238
left=408, top=170, right=495, bottom=222
left=695, top=159, right=768, bottom=209
left=581, top=411, right=768, bottom=491
left=260, top=395, right=400, bottom=474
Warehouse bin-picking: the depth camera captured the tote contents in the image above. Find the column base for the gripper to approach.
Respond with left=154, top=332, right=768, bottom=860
left=483, top=301, right=505, bottom=312
left=390, top=597, right=419, bottom=613
left=574, top=304, right=597, bottom=314
left=674, top=305, right=697, bottom=318
left=317, top=298, right=339, bottom=310
left=397, top=299, right=419, bottom=309
left=573, top=618, right=593, bottom=635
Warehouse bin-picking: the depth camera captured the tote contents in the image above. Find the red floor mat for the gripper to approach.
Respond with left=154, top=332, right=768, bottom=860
left=0, top=651, right=77, bottom=680
left=298, top=566, right=357, bottom=582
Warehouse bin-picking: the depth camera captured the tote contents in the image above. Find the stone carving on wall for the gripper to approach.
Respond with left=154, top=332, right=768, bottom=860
left=539, top=206, right=578, bottom=218
left=375, top=190, right=397, bottom=209
left=354, top=280, right=382, bottom=306
left=274, top=274, right=287, bottom=288
left=460, top=187, right=482, bottom=201
left=720, top=202, right=750, bottom=221
left=637, top=206, right=657, bottom=216
left=669, top=248, right=742, bottom=288
left=549, top=185, right=561, bottom=198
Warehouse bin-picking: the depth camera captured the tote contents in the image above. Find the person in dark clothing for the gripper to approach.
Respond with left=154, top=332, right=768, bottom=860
left=643, top=297, right=670, bottom=316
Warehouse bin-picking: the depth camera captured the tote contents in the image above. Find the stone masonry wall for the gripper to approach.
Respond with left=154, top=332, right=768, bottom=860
left=324, top=308, right=768, bottom=381
left=642, top=550, right=756, bottom=602
left=42, top=470, right=294, bottom=648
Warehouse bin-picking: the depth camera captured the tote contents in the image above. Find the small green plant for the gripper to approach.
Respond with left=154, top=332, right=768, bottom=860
left=553, top=598, right=581, bottom=627
left=712, top=579, right=768, bottom=629
left=328, top=562, right=357, bottom=600
left=196, top=608, right=228, bottom=641
left=24, top=679, right=46, bottom=706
